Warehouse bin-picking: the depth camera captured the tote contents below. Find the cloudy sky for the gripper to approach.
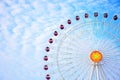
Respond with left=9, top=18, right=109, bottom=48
left=0, top=0, right=120, bottom=80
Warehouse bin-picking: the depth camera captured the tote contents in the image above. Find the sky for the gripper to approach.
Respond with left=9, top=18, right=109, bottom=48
left=0, top=0, right=120, bottom=80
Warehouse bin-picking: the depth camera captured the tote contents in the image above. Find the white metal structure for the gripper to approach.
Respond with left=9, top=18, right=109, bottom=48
left=44, top=12, right=120, bottom=80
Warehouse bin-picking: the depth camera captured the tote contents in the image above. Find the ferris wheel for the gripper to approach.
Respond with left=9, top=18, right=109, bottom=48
left=43, top=12, right=120, bottom=80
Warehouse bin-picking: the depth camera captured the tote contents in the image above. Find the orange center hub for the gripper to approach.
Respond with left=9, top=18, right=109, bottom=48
left=90, top=51, right=103, bottom=63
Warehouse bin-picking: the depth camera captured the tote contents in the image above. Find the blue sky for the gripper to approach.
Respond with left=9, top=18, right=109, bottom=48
left=0, top=0, right=120, bottom=80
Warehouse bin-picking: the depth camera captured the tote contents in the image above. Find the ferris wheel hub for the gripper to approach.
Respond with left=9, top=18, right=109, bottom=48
left=90, top=51, right=103, bottom=63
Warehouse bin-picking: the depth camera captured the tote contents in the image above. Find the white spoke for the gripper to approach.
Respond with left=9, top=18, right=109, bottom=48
left=99, top=65, right=106, bottom=80
left=89, top=64, right=95, bottom=80
left=96, top=64, right=99, bottom=80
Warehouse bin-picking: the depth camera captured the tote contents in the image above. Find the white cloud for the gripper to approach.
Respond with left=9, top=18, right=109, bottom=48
left=0, top=0, right=120, bottom=80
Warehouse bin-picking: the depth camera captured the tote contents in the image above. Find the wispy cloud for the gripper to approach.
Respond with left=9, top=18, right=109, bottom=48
left=0, top=0, right=120, bottom=80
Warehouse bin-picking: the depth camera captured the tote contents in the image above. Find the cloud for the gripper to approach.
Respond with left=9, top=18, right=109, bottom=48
left=0, top=0, right=120, bottom=80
